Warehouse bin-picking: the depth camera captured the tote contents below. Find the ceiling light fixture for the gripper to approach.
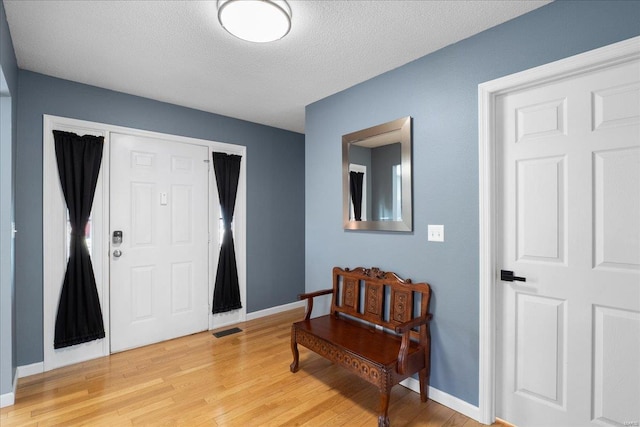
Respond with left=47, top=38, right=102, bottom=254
left=217, top=0, right=292, bottom=43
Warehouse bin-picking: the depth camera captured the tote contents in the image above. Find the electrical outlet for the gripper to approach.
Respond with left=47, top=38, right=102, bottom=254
left=428, top=224, right=444, bottom=242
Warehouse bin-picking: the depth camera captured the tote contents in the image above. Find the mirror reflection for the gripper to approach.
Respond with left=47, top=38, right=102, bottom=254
left=349, top=140, right=402, bottom=221
left=342, top=117, right=412, bottom=232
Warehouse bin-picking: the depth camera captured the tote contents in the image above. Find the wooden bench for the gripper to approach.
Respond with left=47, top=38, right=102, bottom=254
left=290, top=266, right=433, bottom=427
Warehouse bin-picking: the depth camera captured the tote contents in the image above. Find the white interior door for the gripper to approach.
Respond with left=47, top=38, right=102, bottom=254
left=110, top=133, right=209, bottom=353
left=495, top=55, right=640, bottom=426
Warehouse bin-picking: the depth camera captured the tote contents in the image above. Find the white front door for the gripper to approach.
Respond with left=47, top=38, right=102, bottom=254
left=495, top=54, right=640, bottom=425
left=110, top=133, right=209, bottom=353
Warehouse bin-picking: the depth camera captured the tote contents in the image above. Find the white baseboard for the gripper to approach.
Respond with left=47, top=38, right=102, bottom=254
left=246, top=300, right=305, bottom=321
left=400, top=377, right=480, bottom=422
left=0, top=368, right=18, bottom=408
left=18, top=362, right=44, bottom=378
left=209, top=317, right=242, bottom=331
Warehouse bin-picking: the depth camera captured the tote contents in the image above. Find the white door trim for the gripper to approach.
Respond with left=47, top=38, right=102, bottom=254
left=43, top=115, right=247, bottom=371
left=477, top=36, right=640, bottom=425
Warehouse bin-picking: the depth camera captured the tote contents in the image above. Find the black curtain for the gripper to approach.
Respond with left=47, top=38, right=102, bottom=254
left=349, top=171, right=364, bottom=221
left=53, top=131, right=105, bottom=349
left=212, top=152, right=242, bottom=314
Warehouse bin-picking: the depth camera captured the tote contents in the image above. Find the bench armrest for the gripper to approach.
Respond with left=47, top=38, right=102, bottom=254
left=298, top=289, right=334, bottom=320
left=395, top=314, right=433, bottom=375
left=394, top=313, right=433, bottom=334
left=298, top=289, right=334, bottom=300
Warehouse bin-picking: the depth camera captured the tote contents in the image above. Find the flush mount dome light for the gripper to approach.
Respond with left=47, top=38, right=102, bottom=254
left=218, top=0, right=292, bottom=43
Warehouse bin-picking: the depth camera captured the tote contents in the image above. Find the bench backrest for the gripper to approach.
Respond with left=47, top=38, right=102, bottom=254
left=331, top=266, right=432, bottom=342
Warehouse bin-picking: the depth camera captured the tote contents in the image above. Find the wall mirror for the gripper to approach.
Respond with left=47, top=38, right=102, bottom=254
left=342, top=116, right=412, bottom=232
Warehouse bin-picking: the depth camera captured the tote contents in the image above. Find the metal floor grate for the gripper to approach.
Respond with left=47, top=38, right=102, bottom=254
left=212, top=327, right=243, bottom=338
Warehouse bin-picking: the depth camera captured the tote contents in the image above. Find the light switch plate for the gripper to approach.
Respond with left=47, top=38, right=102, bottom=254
left=428, top=224, right=444, bottom=242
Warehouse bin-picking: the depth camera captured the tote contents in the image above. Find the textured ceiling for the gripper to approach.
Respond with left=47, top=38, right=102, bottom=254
left=3, top=0, right=550, bottom=133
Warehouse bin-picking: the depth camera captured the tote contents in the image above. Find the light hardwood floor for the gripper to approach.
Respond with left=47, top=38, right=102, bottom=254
left=1, top=308, right=495, bottom=426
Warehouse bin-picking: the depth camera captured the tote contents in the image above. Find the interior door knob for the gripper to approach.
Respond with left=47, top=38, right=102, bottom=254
left=113, top=249, right=122, bottom=258
left=501, top=270, right=526, bottom=282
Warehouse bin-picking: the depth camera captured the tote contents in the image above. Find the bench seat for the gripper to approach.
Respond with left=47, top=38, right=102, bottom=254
left=294, top=315, right=423, bottom=366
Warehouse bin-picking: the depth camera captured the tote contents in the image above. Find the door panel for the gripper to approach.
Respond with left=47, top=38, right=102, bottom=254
left=496, top=58, right=640, bottom=426
left=592, top=82, right=640, bottom=130
left=593, top=147, right=640, bottom=270
left=171, top=262, right=193, bottom=313
left=516, top=156, right=566, bottom=263
left=131, top=182, right=155, bottom=245
left=593, top=307, right=640, bottom=425
left=131, top=266, right=154, bottom=321
left=515, top=294, right=566, bottom=407
left=110, top=133, right=209, bottom=353
left=172, top=184, right=193, bottom=243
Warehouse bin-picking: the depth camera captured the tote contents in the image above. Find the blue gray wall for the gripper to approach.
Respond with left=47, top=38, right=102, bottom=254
left=15, top=71, right=305, bottom=366
left=0, top=0, right=18, bottom=397
left=305, top=1, right=640, bottom=407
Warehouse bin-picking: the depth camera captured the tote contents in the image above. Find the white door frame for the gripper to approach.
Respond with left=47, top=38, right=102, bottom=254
left=43, top=115, right=247, bottom=371
left=477, top=36, right=640, bottom=424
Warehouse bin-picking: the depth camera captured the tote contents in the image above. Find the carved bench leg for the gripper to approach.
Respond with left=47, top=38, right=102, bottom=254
left=419, top=367, right=429, bottom=402
left=290, top=327, right=299, bottom=373
left=378, top=389, right=391, bottom=427
left=421, top=341, right=431, bottom=402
